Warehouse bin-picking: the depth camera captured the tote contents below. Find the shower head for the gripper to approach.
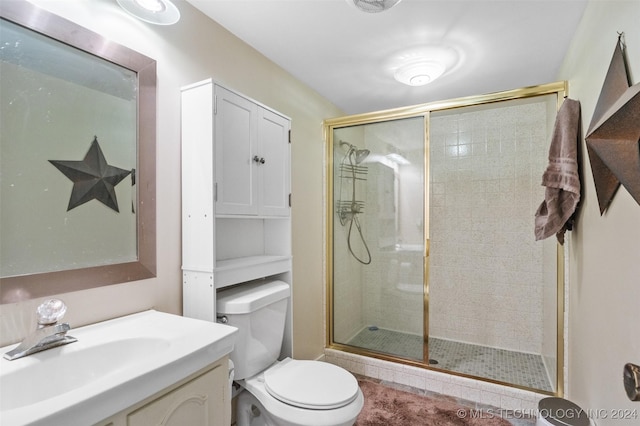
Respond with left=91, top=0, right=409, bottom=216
left=339, top=140, right=370, bottom=164
left=353, top=148, right=370, bottom=164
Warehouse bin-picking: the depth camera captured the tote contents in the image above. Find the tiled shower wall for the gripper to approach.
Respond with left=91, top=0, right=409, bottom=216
left=332, top=218, right=365, bottom=343
left=362, top=121, right=425, bottom=338
left=361, top=168, right=425, bottom=336
left=428, top=99, right=553, bottom=354
left=332, top=128, right=367, bottom=344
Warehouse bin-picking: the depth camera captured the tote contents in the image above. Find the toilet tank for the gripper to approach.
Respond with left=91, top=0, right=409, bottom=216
left=216, top=279, right=290, bottom=380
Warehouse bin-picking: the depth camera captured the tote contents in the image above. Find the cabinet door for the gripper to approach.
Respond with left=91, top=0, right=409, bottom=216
left=258, top=107, right=290, bottom=216
left=215, top=85, right=258, bottom=215
left=128, top=365, right=227, bottom=426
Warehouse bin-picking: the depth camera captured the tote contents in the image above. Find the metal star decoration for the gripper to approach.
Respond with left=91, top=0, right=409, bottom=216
left=585, top=35, right=640, bottom=214
left=49, top=136, right=132, bottom=212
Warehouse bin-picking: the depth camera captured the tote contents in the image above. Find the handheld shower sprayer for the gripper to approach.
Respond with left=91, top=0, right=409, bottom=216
left=336, top=140, right=372, bottom=265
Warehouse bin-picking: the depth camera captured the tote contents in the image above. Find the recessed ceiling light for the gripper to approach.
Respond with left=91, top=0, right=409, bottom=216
left=346, top=0, right=403, bottom=13
left=394, top=60, right=446, bottom=87
left=116, top=0, right=180, bottom=25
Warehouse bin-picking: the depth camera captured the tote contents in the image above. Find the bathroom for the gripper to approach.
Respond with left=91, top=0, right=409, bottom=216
left=1, top=0, right=639, bottom=425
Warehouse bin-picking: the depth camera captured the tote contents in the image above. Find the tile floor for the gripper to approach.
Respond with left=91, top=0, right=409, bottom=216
left=348, top=327, right=552, bottom=392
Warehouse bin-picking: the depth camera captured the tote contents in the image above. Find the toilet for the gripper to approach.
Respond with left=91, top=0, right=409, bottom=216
left=216, top=279, right=364, bottom=426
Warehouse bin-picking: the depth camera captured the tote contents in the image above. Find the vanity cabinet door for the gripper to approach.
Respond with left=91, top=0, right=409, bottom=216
left=127, top=363, right=228, bottom=426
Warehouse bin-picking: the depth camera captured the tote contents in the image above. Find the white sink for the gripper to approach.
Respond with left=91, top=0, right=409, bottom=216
left=0, top=310, right=237, bottom=425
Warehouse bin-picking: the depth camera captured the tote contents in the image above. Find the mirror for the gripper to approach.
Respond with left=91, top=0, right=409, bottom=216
left=0, top=0, right=156, bottom=303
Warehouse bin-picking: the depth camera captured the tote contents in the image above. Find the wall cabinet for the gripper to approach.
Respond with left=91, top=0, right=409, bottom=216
left=96, top=357, right=230, bottom=426
left=181, top=80, right=292, bottom=358
left=214, top=85, right=290, bottom=217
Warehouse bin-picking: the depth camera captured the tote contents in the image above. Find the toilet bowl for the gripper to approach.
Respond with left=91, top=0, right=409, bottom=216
left=217, top=280, right=364, bottom=426
left=236, top=358, right=364, bottom=426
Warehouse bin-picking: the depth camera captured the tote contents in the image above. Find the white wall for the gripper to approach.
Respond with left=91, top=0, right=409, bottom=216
left=558, top=0, right=640, bottom=422
left=0, top=0, right=343, bottom=360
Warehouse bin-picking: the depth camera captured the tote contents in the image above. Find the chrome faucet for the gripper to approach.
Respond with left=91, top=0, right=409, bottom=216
left=4, top=299, right=77, bottom=361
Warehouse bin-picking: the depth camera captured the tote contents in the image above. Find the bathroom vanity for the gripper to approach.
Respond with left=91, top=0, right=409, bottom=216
left=0, top=310, right=237, bottom=426
left=96, top=356, right=229, bottom=426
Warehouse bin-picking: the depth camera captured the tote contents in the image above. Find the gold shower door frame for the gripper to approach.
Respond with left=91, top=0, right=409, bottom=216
left=325, top=81, right=568, bottom=396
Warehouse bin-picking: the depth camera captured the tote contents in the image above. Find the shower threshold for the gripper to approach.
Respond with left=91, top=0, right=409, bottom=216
left=347, top=327, right=552, bottom=392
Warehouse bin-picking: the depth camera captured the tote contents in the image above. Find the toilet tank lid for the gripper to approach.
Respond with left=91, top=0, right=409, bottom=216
left=217, top=280, right=290, bottom=314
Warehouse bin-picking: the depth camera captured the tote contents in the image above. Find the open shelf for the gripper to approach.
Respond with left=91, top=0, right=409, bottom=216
left=214, top=255, right=292, bottom=289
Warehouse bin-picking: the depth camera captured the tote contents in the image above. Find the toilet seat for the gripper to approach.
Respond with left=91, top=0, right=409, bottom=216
left=263, top=359, right=359, bottom=409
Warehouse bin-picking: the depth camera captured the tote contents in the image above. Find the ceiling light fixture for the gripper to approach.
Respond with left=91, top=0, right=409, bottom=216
left=394, top=60, right=446, bottom=87
left=116, top=0, right=180, bottom=25
left=346, top=0, right=403, bottom=13
left=388, top=45, right=461, bottom=87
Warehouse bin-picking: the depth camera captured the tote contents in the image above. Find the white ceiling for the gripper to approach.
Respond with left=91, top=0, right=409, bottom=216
left=185, top=0, right=588, bottom=115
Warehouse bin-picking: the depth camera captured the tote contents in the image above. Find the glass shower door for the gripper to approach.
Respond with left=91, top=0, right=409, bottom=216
left=427, top=95, right=560, bottom=392
left=327, top=82, right=566, bottom=394
left=330, top=116, right=426, bottom=362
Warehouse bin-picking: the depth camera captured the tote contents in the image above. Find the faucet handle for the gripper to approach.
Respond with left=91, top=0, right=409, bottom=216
left=36, top=299, right=68, bottom=326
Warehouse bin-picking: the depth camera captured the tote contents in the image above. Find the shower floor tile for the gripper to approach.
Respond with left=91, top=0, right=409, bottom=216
left=347, top=327, right=552, bottom=392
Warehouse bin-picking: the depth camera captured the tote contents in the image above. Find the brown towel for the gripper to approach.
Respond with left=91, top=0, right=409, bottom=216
left=534, top=98, right=581, bottom=244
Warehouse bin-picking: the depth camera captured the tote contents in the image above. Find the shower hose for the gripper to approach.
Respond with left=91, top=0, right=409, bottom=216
left=346, top=213, right=371, bottom=265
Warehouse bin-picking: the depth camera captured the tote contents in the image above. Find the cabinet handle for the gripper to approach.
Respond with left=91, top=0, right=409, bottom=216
left=253, top=156, right=266, bottom=164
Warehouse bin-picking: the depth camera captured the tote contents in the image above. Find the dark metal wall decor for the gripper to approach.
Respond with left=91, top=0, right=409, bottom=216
left=585, top=35, right=640, bottom=214
left=49, top=136, right=133, bottom=212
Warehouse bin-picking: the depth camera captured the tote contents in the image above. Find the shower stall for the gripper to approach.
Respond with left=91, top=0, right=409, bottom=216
left=327, top=82, right=566, bottom=395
